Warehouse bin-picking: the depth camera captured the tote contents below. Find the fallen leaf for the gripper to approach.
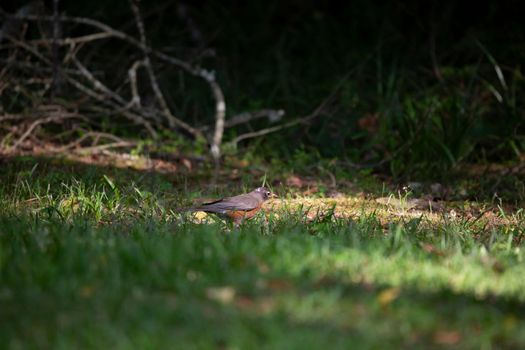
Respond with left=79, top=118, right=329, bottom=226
left=433, top=330, right=461, bottom=345
left=206, top=286, right=236, bottom=304
left=377, top=287, right=400, bottom=307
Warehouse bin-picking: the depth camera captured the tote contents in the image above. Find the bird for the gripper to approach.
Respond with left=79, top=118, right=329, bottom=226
left=185, top=187, right=276, bottom=226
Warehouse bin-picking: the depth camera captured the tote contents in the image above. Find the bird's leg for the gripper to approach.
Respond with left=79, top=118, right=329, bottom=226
left=233, top=214, right=245, bottom=229
left=233, top=219, right=241, bottom=229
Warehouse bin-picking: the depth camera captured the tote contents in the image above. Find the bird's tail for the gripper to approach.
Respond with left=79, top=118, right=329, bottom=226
left=173, top=206, right=200, bottom=213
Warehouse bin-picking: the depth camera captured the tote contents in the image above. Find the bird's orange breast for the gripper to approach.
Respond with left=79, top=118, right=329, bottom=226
left=225, top=207, right=262, bottom=221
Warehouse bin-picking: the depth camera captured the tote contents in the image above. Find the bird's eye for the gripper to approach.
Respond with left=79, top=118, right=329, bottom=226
left=266, top=191, right=271, bottom=196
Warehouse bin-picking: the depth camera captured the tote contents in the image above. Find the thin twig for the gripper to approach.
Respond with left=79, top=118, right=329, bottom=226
left=71, top=55, right=127, bottom=105
left=231, top=119, right=300, bottom=145
left=25, top=32, right=113, bottom=46
left=0, top=58, right=84, bottom=76
left=56, top=131, right=128, bottom=151
left=4, top=33, right=51, bottom=65
left=200, top=109, right=285, bottom=131
left=11, top=113, right=79, bottom=150
left=71, top=141, right=137, bottom=153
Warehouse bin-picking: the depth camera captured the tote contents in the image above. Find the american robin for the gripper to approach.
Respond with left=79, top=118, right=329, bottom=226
left=186, top=187, right=276, bottom=225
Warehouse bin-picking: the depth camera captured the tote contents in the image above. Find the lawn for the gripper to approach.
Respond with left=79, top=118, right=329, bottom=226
left=1, top=157, right=525, bottom=349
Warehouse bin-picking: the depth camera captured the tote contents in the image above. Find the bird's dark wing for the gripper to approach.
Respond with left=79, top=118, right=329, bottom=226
left=197, top=194, right=260, bottom=212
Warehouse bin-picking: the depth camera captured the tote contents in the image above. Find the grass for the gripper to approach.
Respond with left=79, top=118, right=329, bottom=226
left=2, top=157, right=525, bottom=349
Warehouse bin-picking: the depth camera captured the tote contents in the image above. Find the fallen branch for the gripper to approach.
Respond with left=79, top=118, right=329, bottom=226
left=0, top=113, right=27, bottom=122
left=72, top=140, right=137, bottom=154
left=4, top=11, right=227, bottom=157
left=10, top=113, right=80, bottom=150
left=56, top=131, right=129, bottom=151
left=229, top=110, right=329, bottom=146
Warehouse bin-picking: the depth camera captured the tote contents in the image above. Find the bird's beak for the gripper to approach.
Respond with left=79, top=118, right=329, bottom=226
left=269, top=193, right=278, bottom=198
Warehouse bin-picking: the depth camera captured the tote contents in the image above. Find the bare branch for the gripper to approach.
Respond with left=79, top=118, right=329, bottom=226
left=200, top=109, right=285, bottom=131
left=65, top=75, right=158, bottom=138
left=28, top=32, right=113, bottom=46
left=3, top=34, right=51, bottom=65
left=229, top=115, right=317, bottom=146
left=71, top=55, right=127, bottom=105
left=127, top=60, right=144, bottom=108
left=6, top=12, right=227, bottom=154
left=210, top=76, right=226, bottom=162
left=70, top=54, right=163, bottom=128
left=70, top=141, right=137, bottom=154
left=129, top=0, right=201, bottom=139
left=11, top=113, right=79, bottom=150
left=0, top=113, right=27, bottom=122
left=56, top=131, right=128, bottom=151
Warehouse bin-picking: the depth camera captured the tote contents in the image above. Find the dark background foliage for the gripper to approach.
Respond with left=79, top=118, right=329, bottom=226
left=2, top=0, right=524, bottom=177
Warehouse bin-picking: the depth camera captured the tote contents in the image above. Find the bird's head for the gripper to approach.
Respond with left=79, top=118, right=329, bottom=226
left=253, top=187, right=277, bottom=200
